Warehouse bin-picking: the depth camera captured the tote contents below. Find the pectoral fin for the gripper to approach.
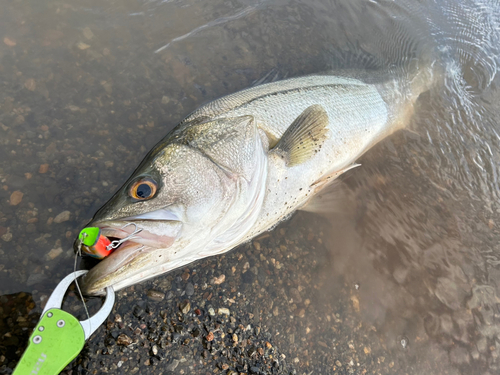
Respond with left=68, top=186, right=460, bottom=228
left=273, top=104, right=329, bottom=166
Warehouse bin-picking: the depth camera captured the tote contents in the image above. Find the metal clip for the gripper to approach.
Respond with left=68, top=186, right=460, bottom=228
left=42, top=270, right=115, bottom=340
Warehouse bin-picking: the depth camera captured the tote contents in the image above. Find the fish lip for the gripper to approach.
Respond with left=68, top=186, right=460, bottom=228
left=79, top=219, right=183, bottom=295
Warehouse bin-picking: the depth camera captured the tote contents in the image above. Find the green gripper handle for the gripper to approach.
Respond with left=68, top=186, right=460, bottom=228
left=13, top=308, right=85, bottom=375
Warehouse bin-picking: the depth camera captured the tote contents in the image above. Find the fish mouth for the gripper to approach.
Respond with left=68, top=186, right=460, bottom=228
left=78, top=219, right=182, bottom=295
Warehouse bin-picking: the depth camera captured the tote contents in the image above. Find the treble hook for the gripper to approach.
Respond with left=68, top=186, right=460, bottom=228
left=106, top=222, right=143, bottom=251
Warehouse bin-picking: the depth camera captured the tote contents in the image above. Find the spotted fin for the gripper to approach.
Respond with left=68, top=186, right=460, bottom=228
left=273, top=104, right=329, bottom=166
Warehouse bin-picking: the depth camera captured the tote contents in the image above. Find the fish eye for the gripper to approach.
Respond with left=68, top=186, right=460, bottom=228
left=130, top=178, right=157, bottom=200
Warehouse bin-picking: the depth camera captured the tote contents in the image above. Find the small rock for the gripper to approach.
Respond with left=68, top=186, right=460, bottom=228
left=294, top=308, right=305, bottom=318
left=9, top=191, right=24, bottom=206
left=166, top=359, right=179, bottom=371
left=1, top=231, right=12, bottom=242
left=151, top=345, right=158, bottom=355
left=116, top=334, right=133, bottom=346
left=185, top=282, right=194, bottom=296
left=364, top=346, right=371, bottom=354
left=77, top=42, right=90, bottom=50
left=101, top=81, right=112, bottom=94
left=208, top=307, right=215, bottom=316
left=161, top=96, right=170, bottom=104
left=180, top=300, right=191, bottom=314
left=289, top=288, right=302, bottom=303
left=206, top=332, right=214, bottom=342
left=350, top=295, right=360, bottom=312
left=232, top=334, right=238, bottom=343
left=181, top=271, right=190, bottom=281
left=46, top=247, right=63, bottom=260
left=26, top=273, right=47, bottom=286
left=39, top=164, right=49, bottom=174
left=250, top=366, right=261, bottom=374
left=53, top=211, right=70, bottom=223
left=24, top=79, right=36, bottom=91
left=82, top=27, right=94, bottom=40
left=253, top=241, right=261, bottom=251
left=147, top=290, right=165, bottom=302
left=3, top=37, right=16, bottom=46
left=213, top=274, right=225, bottom=285
left=218, top=307, right=230, bottom=315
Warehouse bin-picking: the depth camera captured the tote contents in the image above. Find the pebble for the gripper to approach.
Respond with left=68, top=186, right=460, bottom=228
left=24, top=79, right=36, bottom=91
left=206, top=332, right=214, bottom=342
left=39, top=164, right=49, bottom=173
left=3, top=37, right=16, bottom=46
left=166, top=359, right=179, bottom=371
left=9, top=191, right=24, bottom=206
left=147, top=290, right=165, bottom=302
left=53, top=211, right=71, bottom=223
left=213, top=274, right=225, bottom=285
left=77, top=42, right=90, bottom=50
left=26, top=273, right=47, bottom=286
left=208, top=307, right=215, bottom=316
left=1, top=231, right=12, bottom=242
left=350, top=295, right=360, bottom=312
left=185, top=282, right=194, bottom=296
left=218, top=307, right=230, bottom=315
left=46, top=247, right=63, bottom=260
left=250, top=366, right=260, bottom=374
left=180, top=300, right=191, bottom=314
left=116, top=334, right=133, bottom=346
left=83, top=27, right=94, bottom=40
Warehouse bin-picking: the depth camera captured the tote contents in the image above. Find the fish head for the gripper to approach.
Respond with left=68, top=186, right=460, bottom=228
left=79, top=115, right=267, bottom=295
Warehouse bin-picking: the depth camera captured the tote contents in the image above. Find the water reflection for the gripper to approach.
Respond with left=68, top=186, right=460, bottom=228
left=1, top=0, right=500, bottom=374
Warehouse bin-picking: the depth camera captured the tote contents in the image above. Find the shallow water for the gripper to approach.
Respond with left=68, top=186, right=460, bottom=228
left=1, top=0, right=500, bottom=374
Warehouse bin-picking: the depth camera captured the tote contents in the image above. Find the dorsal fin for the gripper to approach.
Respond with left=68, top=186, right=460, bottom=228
left=273, top=105, right=329, bottom=166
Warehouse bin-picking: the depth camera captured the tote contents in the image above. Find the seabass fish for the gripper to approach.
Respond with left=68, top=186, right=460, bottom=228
left=79, top=68, right=432, bottom=295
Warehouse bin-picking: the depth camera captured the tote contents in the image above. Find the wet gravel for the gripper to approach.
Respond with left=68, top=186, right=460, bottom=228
left=0, top=214, right=409, bottom=375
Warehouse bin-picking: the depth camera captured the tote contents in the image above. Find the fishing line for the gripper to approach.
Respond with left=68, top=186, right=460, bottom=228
left=74, top=235, right=91, bottom=332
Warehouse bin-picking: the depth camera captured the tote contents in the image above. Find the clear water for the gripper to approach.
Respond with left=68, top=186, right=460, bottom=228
left=1, top=0, right=500, bottom=374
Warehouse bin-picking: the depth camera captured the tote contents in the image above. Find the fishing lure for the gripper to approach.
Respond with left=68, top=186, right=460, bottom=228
left=78, top=227, right=112, bottom=259
left=77, top=223, right=143, bottom=259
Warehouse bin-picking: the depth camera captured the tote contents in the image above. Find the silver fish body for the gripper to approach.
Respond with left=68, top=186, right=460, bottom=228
left=79, top=69, right=429, bottom=295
